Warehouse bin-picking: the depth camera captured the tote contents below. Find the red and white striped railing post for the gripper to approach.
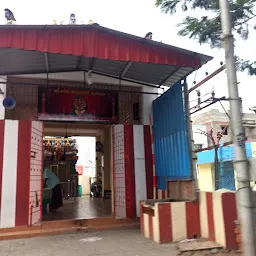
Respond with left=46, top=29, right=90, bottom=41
left=149, top=115, right=157, bottom=199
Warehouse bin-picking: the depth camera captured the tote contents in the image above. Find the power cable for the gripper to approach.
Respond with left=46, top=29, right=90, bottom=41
left=219, top=100, right=230, bottom=120
left=190, top=70, right=199, bottom=89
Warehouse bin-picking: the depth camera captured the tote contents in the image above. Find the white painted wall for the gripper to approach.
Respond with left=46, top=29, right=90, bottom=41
left=12, top=72, right=161, bottom=125
left=78, top=175, right=90, bottom=195
left=192, top=124, right=208, bottom=148
left=0, top=76, right=7, bottom=120
left=133, top=125, right=147, bottom=217
left=141, top=86, right=159, bottom=125
left=1, top=120, right=19, bottom=228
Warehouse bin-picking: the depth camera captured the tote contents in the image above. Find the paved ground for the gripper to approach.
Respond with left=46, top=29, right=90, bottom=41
left=0, top=229, right=242, bottom=256
left=0, top=229, right=178, bottom=256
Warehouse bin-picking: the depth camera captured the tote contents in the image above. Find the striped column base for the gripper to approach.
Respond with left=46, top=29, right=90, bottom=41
left=140, top=200, right=200, bottom=243
left=156, top=189, right=167, bottom=200
left=140, top=191, right=238, bottom=249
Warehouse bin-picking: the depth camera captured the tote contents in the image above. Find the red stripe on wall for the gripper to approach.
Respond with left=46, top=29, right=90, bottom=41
left=206, top=192, right=215, bottom=241
left=144, top=126, right=153, bottom=199
left=124, top=125, right=136, bottom=218
left=15, top=121, right=31, bottom=226
left=158, top=203, right=172, bottom=243
left=222, top=193, right=237, bottom=249
left=149, top=215, right=154, bottom=241
left=151, top=134, right=154, bottom=143
left=153, top=176, right=157, bottom=188
left=152, top=156, right=155, bottom=165
left=186, top=202, right=201, bottom=239
left=0, top=121, right=5, bottom=214
left=162, top=190, right=166, bottom=199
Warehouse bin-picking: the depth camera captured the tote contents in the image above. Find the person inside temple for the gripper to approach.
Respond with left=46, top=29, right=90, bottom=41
left=145, top=32, right=153, bottom=40
left=4, top=8, right=16, bottom=25
left=69, top=13, right=76, bottom=24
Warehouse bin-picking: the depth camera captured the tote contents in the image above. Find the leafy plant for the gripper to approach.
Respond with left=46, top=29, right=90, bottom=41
left=155, top=0, right=256, bottom=75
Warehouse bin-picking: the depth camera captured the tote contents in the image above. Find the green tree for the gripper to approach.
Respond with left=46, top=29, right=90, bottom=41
left=155, top=0, right=256, bottom=75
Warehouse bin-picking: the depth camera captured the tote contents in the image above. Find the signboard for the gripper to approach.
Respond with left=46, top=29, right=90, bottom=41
left=38, top=88, right=118, bottom=123
left=76, top=165, right=83, bottom=175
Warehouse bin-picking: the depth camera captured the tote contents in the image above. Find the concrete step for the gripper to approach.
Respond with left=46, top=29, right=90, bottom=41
left=0, top=219, right=140, bottom=241
left=0, top=226, right=88, bottom=240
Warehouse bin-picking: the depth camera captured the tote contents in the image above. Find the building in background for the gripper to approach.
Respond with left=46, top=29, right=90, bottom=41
left=193, top=109, right=256, bottom=147
left=193, top=109, right=256, bottom=191
left=192, top=124, right=208, bottom=150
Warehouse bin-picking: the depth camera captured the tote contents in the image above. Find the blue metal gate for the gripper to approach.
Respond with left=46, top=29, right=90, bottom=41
left=219, top=161, right=236, bottom=191
left=153, top=81, right=191, bottom=190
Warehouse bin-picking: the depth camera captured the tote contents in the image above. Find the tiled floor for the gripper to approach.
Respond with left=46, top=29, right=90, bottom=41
left=42, top=197, right=112, bottom=221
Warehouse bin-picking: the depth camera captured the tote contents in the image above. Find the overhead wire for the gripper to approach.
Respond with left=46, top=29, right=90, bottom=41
left=190, top=69, right=199, bottom=90
left=219, top=100, right=230, bottom=120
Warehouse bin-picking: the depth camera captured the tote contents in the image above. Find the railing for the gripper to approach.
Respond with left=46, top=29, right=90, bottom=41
left=60, top=179, right=77, bottom=200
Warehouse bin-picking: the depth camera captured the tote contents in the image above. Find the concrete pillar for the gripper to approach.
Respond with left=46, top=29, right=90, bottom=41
left=141, top=86, right=159, bottom=125
left=103, top=127, right=111, bottom=191
left=0, top=77, right=7, bottom=120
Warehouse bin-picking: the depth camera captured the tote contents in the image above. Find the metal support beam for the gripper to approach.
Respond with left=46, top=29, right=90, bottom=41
left=184, top=79, right=198, bottom=196
left=189, top=65, right=226, bottom=93
left=0, top=81, right=160, bottom=95
left=120, top=62, right=132, bottom=78
left=84, top=69, right=160, bottom=88
left=89, top=57, right=95, bottom=70
left=44, top=53, right=49, bottom=73
left=195, top=141, right=233, bottom=153
left=76, top=56, right=83, bottom=70
left=0, top=69, right=159, bottom=88
left=190, top=97, right=225, bottom=115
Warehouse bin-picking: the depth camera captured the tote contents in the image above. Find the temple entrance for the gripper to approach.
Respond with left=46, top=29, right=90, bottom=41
left=42, top=122, right=112, bottom=222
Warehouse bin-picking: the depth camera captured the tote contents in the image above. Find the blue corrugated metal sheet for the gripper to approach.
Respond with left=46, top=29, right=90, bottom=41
left=197, top=142, right=252, bottom=164
left=153, top=81, right=191, bottom=190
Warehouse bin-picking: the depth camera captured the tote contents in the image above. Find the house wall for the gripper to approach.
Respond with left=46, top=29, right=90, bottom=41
left=197, top=164, right=213, bottom=191
left=78, top=176, right=91, bottom=195
left=193, top=109, right=256, bottom=146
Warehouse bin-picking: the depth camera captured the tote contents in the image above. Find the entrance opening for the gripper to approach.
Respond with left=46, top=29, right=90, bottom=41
left=42, top=122, right=112, bottom=222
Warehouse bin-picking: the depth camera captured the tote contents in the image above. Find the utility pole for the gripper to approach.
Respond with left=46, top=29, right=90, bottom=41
left=219, top=0, right=256, bottom=255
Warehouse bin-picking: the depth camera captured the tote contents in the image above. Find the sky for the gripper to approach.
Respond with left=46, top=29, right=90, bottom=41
left=1, top=0, right=256, bottom=113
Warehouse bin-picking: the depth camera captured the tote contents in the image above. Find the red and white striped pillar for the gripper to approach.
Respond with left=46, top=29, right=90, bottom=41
left=112, top=124, right=154, bottom=219
left=0, top=120, right=43, bottom=228
left=149, top=115, right=157, bottom=199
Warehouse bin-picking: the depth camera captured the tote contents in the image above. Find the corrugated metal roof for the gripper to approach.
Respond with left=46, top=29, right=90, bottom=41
left=0, top=25, right=213, bottom=87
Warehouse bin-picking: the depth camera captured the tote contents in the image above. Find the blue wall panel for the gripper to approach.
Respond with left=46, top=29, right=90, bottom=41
left=153, top=81, right=191, bottom=190
left=197, top=142, right=252, bottom=164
